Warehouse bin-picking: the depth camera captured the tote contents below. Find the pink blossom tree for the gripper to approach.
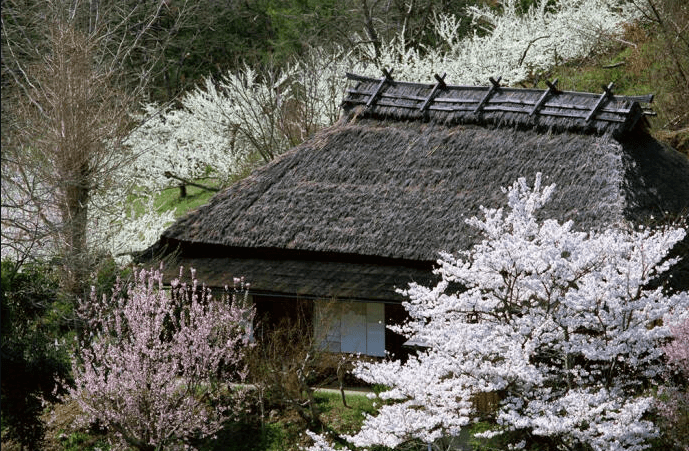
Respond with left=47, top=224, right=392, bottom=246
left=71, top=267, right=254, bottom=450
left=307, top=174, right=688, bottom=451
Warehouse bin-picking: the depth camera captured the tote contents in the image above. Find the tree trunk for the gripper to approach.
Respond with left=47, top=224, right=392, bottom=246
left=61, top=163, right=91, bottom=298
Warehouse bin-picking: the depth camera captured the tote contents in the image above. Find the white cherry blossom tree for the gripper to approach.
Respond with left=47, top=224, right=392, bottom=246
left=307, top=174, right=688, bottom=451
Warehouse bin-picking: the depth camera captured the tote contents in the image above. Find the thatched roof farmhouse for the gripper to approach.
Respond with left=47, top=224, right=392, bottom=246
left=145, top=72, right=689, bottom=357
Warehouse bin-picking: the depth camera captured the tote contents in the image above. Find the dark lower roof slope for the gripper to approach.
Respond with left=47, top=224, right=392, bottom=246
left=159, top=115, right=689, bottom=263
left=158, top=254, right=436, bottom=302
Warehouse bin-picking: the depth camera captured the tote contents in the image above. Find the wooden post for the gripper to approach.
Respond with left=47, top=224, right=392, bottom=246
left=419, top=72, right=447, bottom=112
left=366, top=68, right=394, bottom=108
left=586, top=82, right=615, bottom=122
left=164, top=171, right=220, bottom=196
left=474, top=76, right=502, bottom=114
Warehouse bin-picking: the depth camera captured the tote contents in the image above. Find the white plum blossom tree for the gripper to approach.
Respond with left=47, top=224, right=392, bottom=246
left=357, top=0, right=642, bottom=85
left=125, top=67, right=277, bottom=194
left=71, top=267, right=254, bottom=451
left=2, top=0, right=647, bottom=265
left=87, top=190, right=177, bottom=260
left=125, top=52, right=367, bottom=194
left=307, top=174, right=688, bottom=451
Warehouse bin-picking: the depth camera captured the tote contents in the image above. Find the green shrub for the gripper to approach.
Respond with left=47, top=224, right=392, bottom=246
left=1, top=260, right=71, bottom=450
left=59, top=430, right=111, bottom=451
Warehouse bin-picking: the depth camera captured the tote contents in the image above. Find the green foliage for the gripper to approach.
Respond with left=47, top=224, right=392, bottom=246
left=371, top=384, right=389, bottom=396
left=91, top=255, right=132, bottom=297
left=152, top=0, right=353, bottom=100
left=260, top=0, right=347, bottom=63
left=147, top=0, right=496, bottom=101
left=513, top=0, right=558, bottom=15
left=1, top=260, right=72, bottom=450
left=58, top=430, right=111, bottom=451
left=152, top=180, right=223, bottom=218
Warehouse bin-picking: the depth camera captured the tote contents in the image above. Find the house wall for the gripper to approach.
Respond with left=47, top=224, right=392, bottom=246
left=252, top=294, right=313, bottom=343
left=251, top=294, right=409, bottom=358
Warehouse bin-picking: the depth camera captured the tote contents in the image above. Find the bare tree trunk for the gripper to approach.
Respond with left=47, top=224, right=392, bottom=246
left=361, top=0, right=382, bottom=61
left=62, top=165, right=91, bottom=295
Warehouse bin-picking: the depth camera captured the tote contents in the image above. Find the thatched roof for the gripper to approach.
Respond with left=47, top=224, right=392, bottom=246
left=160, top=124, right=689, bottom=261
left=149, top=74, right=689, bottom=298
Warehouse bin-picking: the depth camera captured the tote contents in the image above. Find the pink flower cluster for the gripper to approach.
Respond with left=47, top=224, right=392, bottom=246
left=71, top=267, right=254, bottom=450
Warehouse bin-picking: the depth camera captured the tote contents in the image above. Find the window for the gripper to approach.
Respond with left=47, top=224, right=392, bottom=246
left=315, top=301, right=385, bottom=357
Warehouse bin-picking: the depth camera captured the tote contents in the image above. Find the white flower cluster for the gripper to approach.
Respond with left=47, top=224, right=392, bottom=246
left=87, top=189, right=176, bottom=263
left=125, top=52, right=367, bottom=194
left=357, top=0, right=641, bottom=85
left=125, top=87, right=252, bottom=194
left=307, top=174, right=688, bottom=450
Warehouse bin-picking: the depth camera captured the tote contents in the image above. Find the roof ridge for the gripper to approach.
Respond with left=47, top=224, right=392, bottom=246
left=342, top=72, right=655, bottom=138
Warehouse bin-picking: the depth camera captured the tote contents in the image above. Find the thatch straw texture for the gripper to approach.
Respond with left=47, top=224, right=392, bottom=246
left=160, top=118, right=689, bottom=264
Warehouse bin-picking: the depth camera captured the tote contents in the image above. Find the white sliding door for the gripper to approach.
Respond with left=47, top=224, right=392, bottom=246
left=315, top=301, right=385, bottom=357
left=366, top=302, right=385, bottom=356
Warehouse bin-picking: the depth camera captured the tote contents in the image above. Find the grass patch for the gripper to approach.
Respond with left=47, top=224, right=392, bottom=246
left=132, top=154, right=267, bottom=220
left=314, top=390, right=377, bottom=436
left=36, top=399, right=113, bottom=451
left=536, top=30, right=654, bottom=96
left=199, top=390, right=377, bottom=451
left=123, top=177, right=221, bottom=222
left=57, top=430, right=111, bottom=451
left=539, top=20, right=688, bottom=133
left=154, top=182, right=221, bottom=218
left=201, top=421, right=292, bottom=451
